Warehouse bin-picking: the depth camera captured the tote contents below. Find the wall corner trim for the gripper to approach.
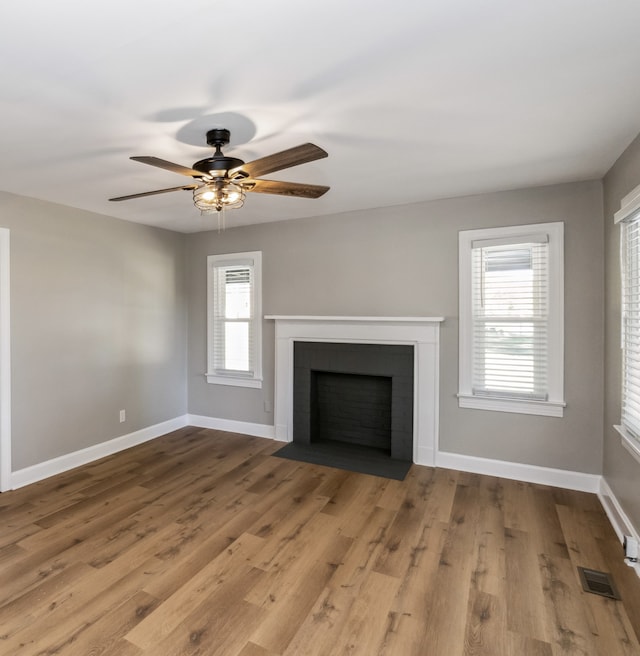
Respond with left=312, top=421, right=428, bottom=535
left=10, top=415, right=189, bottom=490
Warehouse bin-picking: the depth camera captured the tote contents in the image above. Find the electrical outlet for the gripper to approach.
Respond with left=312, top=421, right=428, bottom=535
left=623, top=535, right=639, bottom=561
left=119, top=409, right=126, bottom=423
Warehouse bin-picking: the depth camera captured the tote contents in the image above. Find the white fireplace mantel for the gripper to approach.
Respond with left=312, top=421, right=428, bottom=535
left=265, top=315, right=444, bottom=466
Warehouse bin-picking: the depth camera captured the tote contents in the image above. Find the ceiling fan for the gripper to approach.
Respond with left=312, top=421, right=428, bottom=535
left=109, top=128, right=329, bottom=215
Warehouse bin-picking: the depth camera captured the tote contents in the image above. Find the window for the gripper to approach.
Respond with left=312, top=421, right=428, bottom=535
left=459, top=222, right=565, bottom=417
left=207, top=251, right=262, bottom=388
left=615, top=183, right=640, bottom=462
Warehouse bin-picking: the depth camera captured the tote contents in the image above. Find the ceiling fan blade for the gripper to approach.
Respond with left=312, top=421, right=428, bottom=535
left=231, top=143, right=328, bottom=179
left=109, top=184, right=198, bottom=202
left=244, top=179, right=329, bottom=199
left=130, top=156, right=210, bottom=179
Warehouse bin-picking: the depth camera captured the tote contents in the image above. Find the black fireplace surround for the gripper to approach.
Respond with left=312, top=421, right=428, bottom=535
left=276, top=341, right=414, bottom=478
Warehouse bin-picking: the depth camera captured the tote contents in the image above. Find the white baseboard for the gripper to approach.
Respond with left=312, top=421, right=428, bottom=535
left=8, top=415, right=273, bottom=491
left=187, top=414, right=276, bottom=440
left=4, top=413, right=613, bottom=518
left=599, top=478, right=640, bottom=579
left=598, top=478, right=640, bottom=543
left=435, top=450, right=601, bottom=493
left=10, top=415, right=189, bottom=490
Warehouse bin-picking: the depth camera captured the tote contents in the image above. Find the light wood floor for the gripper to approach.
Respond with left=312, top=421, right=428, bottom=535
left=1, top=427, right=639, bottom=656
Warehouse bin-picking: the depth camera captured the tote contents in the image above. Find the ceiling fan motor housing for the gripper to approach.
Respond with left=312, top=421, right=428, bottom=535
left=193, top=128, right=245, bottom=176
left=192, top=156, right=245, bottom=176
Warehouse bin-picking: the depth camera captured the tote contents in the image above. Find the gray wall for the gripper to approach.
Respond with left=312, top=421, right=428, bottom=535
left=1, top=175, right=608, bottom=478
left=603, top=132, right=640, bottom=531
left=0, top=191, right=187, bottom=470
left=187, top=180, right=604, bottom=474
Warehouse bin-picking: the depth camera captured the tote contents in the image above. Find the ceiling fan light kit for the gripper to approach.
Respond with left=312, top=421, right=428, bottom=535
left=110, top=127, right=329, bottom=226
left=193, top=180, right=245, bottom=213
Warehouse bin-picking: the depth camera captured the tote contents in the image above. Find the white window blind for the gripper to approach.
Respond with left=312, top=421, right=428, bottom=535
left=458, top=222, right=564, bottom=417
left=471, top=237, right=549, bottom=400
left=621, top=213, right=640, bottom=441
left=207, top=251, right=262, bottom=388
left=213, top=262, right=254, bottom=374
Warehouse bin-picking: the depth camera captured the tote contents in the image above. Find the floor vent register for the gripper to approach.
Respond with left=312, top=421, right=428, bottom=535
left=577, top=567, right=621, bottom=600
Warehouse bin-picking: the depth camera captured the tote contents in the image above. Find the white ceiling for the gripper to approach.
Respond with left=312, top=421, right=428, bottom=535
left=1, top=0, right=640, bottom=233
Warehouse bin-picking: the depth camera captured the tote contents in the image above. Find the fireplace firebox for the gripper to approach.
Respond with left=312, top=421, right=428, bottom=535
left=311, top=370, right=392, bottom=451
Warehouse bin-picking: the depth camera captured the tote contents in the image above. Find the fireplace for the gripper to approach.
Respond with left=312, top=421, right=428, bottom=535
left=267, top=316, right=443, bottom=467
left=293, top=341, right=414, bottom=461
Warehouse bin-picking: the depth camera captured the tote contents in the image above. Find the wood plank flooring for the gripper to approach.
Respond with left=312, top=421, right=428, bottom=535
left=1, top=426, right=639, bottom=655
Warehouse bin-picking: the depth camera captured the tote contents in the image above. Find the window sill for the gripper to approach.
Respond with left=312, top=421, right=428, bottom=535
left=458, top=393, right=565, bottom=417
left=614, top=425, right=640, bottom=465
left=206, top=373, right=262, bottom=389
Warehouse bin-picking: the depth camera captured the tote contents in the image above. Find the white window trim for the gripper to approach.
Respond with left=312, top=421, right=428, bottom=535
left=614, top=425, right=640, bottom=466
left=614, top=181, right=640, bottom=461
left=458, top=222, right=565, bottom=417
left=206, top=251, right=262, bottom=388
